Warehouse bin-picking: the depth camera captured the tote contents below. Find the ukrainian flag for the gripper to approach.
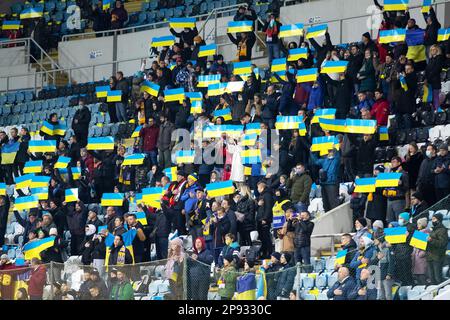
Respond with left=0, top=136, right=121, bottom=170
left=235, top=273, right=256, bottom=300
left=206, top=180, right=235, bottom=198
left=54, top=156, right=71, bottom=169
left=423, top=84, right=433, bottom=103
left=95, top=86, right=110, bottom=98
left=101, top=193, right=124, bottom=207
left=410, top=231, right=429, bottom=250
left=379, top=126, right=389, bottom=141
left=227, top=20, right=253, bottom=33
left=437, top=28, right=450, bottom=42
left=384, top=0, right=409, bottom=11
left=399, top=74, right=408, bottom=92
left=319, top=118, right=347, bottom=133
left=122, top=153, right=146, bottom=166
left=223, top=124, right=244, bottom=137
left=168, top=62, right=176, bottom=71
left=197, top=74, right=221, bottom=88
left=233, top=61, right=252, bottom=75
left=207, top=82, right=227, bottom=97
left=23, top=236, right=55, bottom=260
left=53, top=123, right=67, bottom=136
left=354, top=177, right=377, bottom=193
left=241, top=148, right=261, bottom=165
left=406, top=29, right=426, bottom=63
left=384, top=227, right=407, bottom=244
left=140, top=80, right=160, bottom=97
left=271, top=58, right=286, bottom=73
left=15, top=173, right=35, bottom=189
left=241, top=133, right=258, bottom=147
left=164, top=87, right=185, bottom=102
left=198, top=44, right=217, bottom=57
left=185, top=91, right=203, bottom=101
left=31, top=187, right=48, bottom=200
left=0, top=183, right=6, bottom=196
left=103, top=0, right=111, bottom=10
left=279, top=23, right=304, bottom=38
left=190, top=100, right=203, bottom=114
left=163, top=167, right=177, bottom=182
left=275, top=115, right=303, bottom=130
left=106, top=90, right=122, bottom=102
left=136, top=211, right=148, bottom=226
left=142, top=187, right=163, bottom=208
left=375, top=172, right=402, bottom=187
left=30, top=175, right=50, bottom=188
left=176, top=150, right=195, bottom=164
left=320, top=60, right=348, bottom=74
left=39, top=121, right=54, bottom=136
left=2, top=20, right=20, bottom=30
left=169, top=17, right=196, bottom=29
left=20, top=7, right=43, bottom=19
left=151, top=35, right=176, bottom=47
left=131, top=125, right=142, bottom=138
left=335, top=249, right=348, bottom=265
left=65, top=188, right=78, bottom=203
left=421, top=0, right=432, bottom=13
left=40, top=121, right=66, bottom=136
left=203, top=125, right=224, bottom=138
left=213, top=108, right=232, bottom=121
left=295, top=68, right=317, bottom=83
left=256, top=267, right=267, bottom=299
left=299, top=122, right=307, bottom=136
left=87, top=136, right=114, bottom=150
left=379, top=28, right=406, bottom=44
left=1, top=141, right=19, bottom=165
left=305, top=24, right=327, bottom=39
left=14, top=195, right=39, bottom=211
left=287, top=48, right=308, bottom=62
left=245, top=123, right=261, bottom=135
left=71, top=167, right=81, bottom=180
left=311, top=136, right=338, bottom=156
left=345, top=119, right=377, bottom=134
left=311, top=108, right=336, bottom=124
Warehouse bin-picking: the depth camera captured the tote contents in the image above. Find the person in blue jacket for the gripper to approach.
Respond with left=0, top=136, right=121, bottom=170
left=350, top=236, right=376, bottom=280
left=349, top=268, right=378, bottom=300
left=274, top=253, right=296, bottom=299
left=327, top=266, right=357, bottom=300
left=310, top=148, right=341, bottom=212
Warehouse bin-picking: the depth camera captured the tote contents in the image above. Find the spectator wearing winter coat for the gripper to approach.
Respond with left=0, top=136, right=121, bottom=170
left=309, top=31, right=333, bottom=67
left=366, top=165, right=388, bottom=224
left=393, top=63, right=417, bottom=129
left=108, top=234, right=133, bottom=266
left=348, top=268, right=377, bottom=300
left=336, top=234, right=358, bottom=271
left=188, top=237, right=214, bottom=300
left=384, top=156, right=410, bottom=223
left=156, top=114, right=175, bottom=169
left=0, top=196, right=11, bottom=247
left=287, top=211, right=314, bottom=268
left=39, top=113, right=64, bottom=145
left=210, top=55, right=230, bottom=77
left=256, top=182, right=274, bottom=259
left=91, top=1, right=111, bottom=35
left=273, top=65, right=298, bottom=116
left=349, top=236, right=376, bottom=279
left=423, top=7, right=441, bottom=47
left=353, top=218, right=371, bottom=246
left=327, top=266, right=357, bottom=300
left=287, top=163, right=312, bottom=212
left=426, top=213, right=449, bottom=285
left=110, top=269, right=134, bottom=300
left=274, top=253, right=296, bottom=299
left=28, top=258, right=47, bottom=300
left=110, top=0, right=128, bottom=30
left=411, top=218, right=430, bottom=285
left=262, top=13, right=282, bottom=64
left=425, top=45, right=445, bottom=110
left=71, top=100, right=91, bottom=148
left=115, top=71, right=130, bottom=122
left=15, top=127, right=31, bottom=175
left=233, top=186, right=256, bottom=246
left=63, top=200, right=88, bottom=256
left=432, top=144, right=450, bottom=202
left=410, top=192, right=429, bottom=223
left=217, top=233, right=241, bottom=269
left=139, top=119, right=159, bottom=166
left=169, top=26, right=198, bottom=47
left=212, top=207, right=231, bottom=264
left=217, top=255, right=237, bottom=300
left=227, top=31, right=256, bottom=62
left=370, top=88, right=390, bottom=126
left=417, top=144, right=438, bottom=206
left=357, top=49, right=377, bottom=93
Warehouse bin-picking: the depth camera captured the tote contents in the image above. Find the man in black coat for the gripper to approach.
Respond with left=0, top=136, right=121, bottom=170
left=256, top=181, right=274, bottom=259
left=91, top=0, right=111, bottom=35
left=169, top=26, right=198, bottom=47
left=394, top=63, right=417, bottom=129
left=72, top=100, right=91, bottom=148
left=327, top=266, right=357, bottom=300
left=115, top=71, right=130, bottom=122
left=287, top=211, right=314, bottom=269
left=416, top=144, right=437, bottom=206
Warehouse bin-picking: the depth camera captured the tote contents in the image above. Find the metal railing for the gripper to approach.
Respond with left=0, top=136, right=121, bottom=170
left=311, top=232, right=355, bottom=256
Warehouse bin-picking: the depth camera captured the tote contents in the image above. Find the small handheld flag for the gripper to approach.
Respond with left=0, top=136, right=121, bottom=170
left=87, top=137, right=114, bottom=151
left=384, top=227, right=407, bottom=244
left=279, top=23, right=304, bottom=38
left=205, top=180, right=235, bottom=198
left=410, top=231, right=429, bottom=250
left=65, top=188, right=79, bottom=203
left=198, top=44, right=217, bottom=57
left=228, top=21, right=253, bottom=33
left=335, top=249, right=348, bottom=265
left=151, top=35, right=176, bottom=47
left=101, top=193, right=124, bottom=206
left=305, top=24, right=327, bottom=39
left=169, top=17, right=196, bottom=29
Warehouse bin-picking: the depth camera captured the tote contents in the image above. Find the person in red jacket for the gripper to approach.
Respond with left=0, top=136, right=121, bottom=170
left=370, top=88, right=390, bottom=126
left=27, top=258, right=47, bottom=300
left=139, top=117, right=159, bottom=167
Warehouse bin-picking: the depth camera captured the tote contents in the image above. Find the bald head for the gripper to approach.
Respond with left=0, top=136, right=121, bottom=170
left=338, top=266, right=350, bottom=281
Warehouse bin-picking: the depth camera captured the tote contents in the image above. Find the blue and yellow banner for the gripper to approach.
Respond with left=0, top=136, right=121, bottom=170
left=101, top=193, right=124, bottom=207
left=15, top=174, right=34, bottom=189
left=131, top=125, right=142, bottom=138
left=198, top=44, right=217, bottom=57
left=437, top=28, right=450, bottom=42
left=2, top=20, right=21, bottom=30
left=311, top=108, right=336, bottom=124
left=235, top=273, right=256, bottom=300
left=28, top=140, right=56, bottom=153
left=245, top=123, right=261, bottom=136
left=384, top=0, right=409, bottom=11
left=305, top=24, right=327, bottom=39
left=14, top=195, right=39, bottom=211
left=320, top=60, right=348, bottom=74
left=271, top=58, right=286, bottom=73
left=335, top=249, right=348, bottom=265
left=410, top=231, right=429, bottom=250
left=0, top=183, right=6, bottom=196
left=213, top=108, right=232, bottom=122
left=31, top=187, right=48, bottom=200
left=95, top=85, right=110, bottom=98
left=87, top=136, right=114, bottom=151
left=354, top=177, right=377, bottom=193
left=185, top=91, right=203, bottom=101
left=233, top=61, right=252, bottom=75
left=163, top=167, right=177, bottom=182
left=206, top=180, right=235, bottom=198
left=30, top=175, right=50, bottom=188
left=136, top=211, right=148, bottom=226
left=207, top=82, right=227, bottom=97
left=176, top=150, right=195, bottom=164
left=142, top=187, right=163, bottom=208
left=23, top=236, right=55, bottom=260
left=423, top=84, right=433, bottom=103
left=65, top=188, right=78, bottom=203
left=296, top=68, right=318, bottom=83
left=55, top=156, right=71, bottom=169
left=421, top=0, right=432, bottom=13
left=169, top=17, right=196, bottom=29
left=103, top=0, right=111, bottom=10
left=151, top=35, right=176, bottom=47
left=241, top=148, right=261, bottom=165
left=279, top=23, right=304, bottom=38
left=1, top=141, right=19, bottom=165
left=241, top=133, right=258, bottom=147
left=106, top=90, right=122, bottom=102
left=311, top=136, right=339, bottom=156
left=227, top=20, right=253, bottom=33
left=384, top=227, right=407, bottom=244
left=190, top=100, right=203, bottom=114
left=345, top=119, right=377, bottom=134
left=198, top=74, right=221, bottom=88
left=40, top=121, right=67, bottom=136
left=375, top=172, right=402, bottom=188
left=164, top=87, right=185, bottom=102
left=379, top=126, right=389, bottom=141
left=140, top=80, right=160, bottom=97
left=256, top=267, right=267, bottom=299
left=71, top=167, right=81, bottom=180
left=20, top=7, right=43, bottom=19
left=287, top=47, right=308, bottom=62
left=379, top=28, right=406, bottom=43
left=275, top=115, right=303, bottom=130
left=24, top=161, right=43, bottom=174
left=122, top=153, right=146, bottom=166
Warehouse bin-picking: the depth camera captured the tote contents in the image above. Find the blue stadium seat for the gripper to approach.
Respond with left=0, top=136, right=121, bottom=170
left=48, top=99, right=56, bottom=109
left=147, top=11, right=156, bottom=23
left=316, top=273, right=328, bottom=289
left=207, top=2, right=215, bottom=12
left=184, top=5, right=193, bottom=16
left=157, top=9, right=166, bottom=20
left=221, top=0, right=230, bottom=7
left=327, top=272, right=338, bottom=288
left=199, top=2, right=207, bottom=14
left=110, top=123, right=119, bottom=136
left=20, top=103, right=28, bottom=113
left=32, top=113, right=40, bottom=123
left=138, top=12, right=148, bottom=25
left=149, top=0, right=158, bottom=10
left=303, top=294, right=316, bottom=300
left=34, top=3, right=45, bottom=11
left=45, top=1, right=56, bottom=12
left=317, top=292, right=328, bottom=300
left=0, top=95, right=7, bottom=105
left=141, top=2, right=150, bottom=11
left=10, top=3, right=23, bottom=15
left=24, top=91, right=33, bottom=102
left=166, top=8, right=174, bottom=18
left=15, top=92, right=25, bottom=103
left=18, top=114, right=25, bottom=124
left=194, top=0, right=203, bottom=5
left=53, top=11, right=64, bottom=23
left=184, top=0, right=193, bottom=5
left=25, top=113, right=33, bottom=124
left=174, top=8, right=183, bottom=17
left=56, top=1, right=67, bottom=11
left=102, top=125, right=111, bottom=136
left=104, top=113, right=111, bottom=124
left=12, top=104, right=21, bottom=114
left=61, top=108, right=69, bottom=118
left=6, top=93, right=16, bottom=104
left=213, top=1, right=222, bottom=9
left=398, top=286, right=412, bottom=300
left=302, top=276, right=315, bottom=289
left=34, top=101, right=43, bottom=111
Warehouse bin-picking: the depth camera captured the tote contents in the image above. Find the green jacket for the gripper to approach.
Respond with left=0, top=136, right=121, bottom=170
left=110, top=281, right=134, bottom=300
left=426, top=223, right=448, bottom=262
left=288, top=172, right=312, bottom=204
left=218, top=266, right=238, bottom=299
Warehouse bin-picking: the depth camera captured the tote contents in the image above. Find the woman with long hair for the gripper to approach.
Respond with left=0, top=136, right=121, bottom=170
left=165, top=238, right=186, bottom=300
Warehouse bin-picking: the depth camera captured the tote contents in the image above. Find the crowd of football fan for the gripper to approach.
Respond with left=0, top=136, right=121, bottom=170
left=0, top=1, right=450, bottom=300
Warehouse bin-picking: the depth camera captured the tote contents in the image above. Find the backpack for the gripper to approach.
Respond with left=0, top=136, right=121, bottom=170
left=245, top=246, right=260, bottom=264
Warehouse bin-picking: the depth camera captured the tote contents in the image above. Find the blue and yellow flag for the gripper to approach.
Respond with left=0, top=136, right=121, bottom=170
left=354, top=177, right=377, bottom=193
left=140, top=80, right=159, bottom=97
left=245, top=123, right=262, bottom=135
left=122, top=153, right=146, bottom=166
left=279, top=23, right=304, bottom=38
left=65, top=188, right=78, bottom=203
left=198, top=74, right=221, bottom=88
left=55, top=156, right=71, bottom=169
left=305, top=24, right=327, bottom=39
left=235, top=273, right=256, bottom=300
left=71, top=167, right=81, bottom=180
left=87, top=136, right=114, bottom=150
left=384, top=227, right=407, bottom=244
left=206, top=180, right=235, bottom=198
left=1, top=141, right=19, bottom=165
left=103, top=0, right=111, bottom=10
left=207, top=82, right=227, bottom=97
left=198, top=44, right=217, bottom=57
left=151, top=35, right=176, bottom=47
left=376, top=172, right=402, bottom=187
left=185, top=91, right=203, bottom=102
left=296, top=68, right=318, bottom=83
left=164, top=87, right=185, bottom=102
left=106, top=90, right=122, bottom=102
left=335, top=249, right=348, bottom=265
left=163, top=167, right=177, bottom=182
left=213, top=108, right=232, bottom=121
left=24, top=160, right=43, bottom=174
left=101, top=193, right=124, bottom=207
left=190, top=100, right=203, bottom=114
left=406, top=29, right=426, bottom=63
left=256, top=267, right=267, bottom=299
left=131, top=125, right=142, bottom=138
left=241, top=148, right=261, bottom=165
left=142, top=187, right=163, bottom=208
left=271, top=58, right=286, bottom=73
left=345, top=119, right=377, bottom=134
left=20, top=7, right=43, bottom=19
left=379, top=28, right=406, bottom=43
left=320, top=60, right=348, bottom=74
left=233, top=61, right=252, bottom=75
left=379, top=126, right=389, bottom=141
left=30, top=175, right=50, bottom=188
left=14, top=195, right=39, bottom=211
left=176, top=150, right=195, bottom=164
left=169, top=17, right=196, bottom=29
left=241, top=133, right=258, bottom=147
left=421, top=0, right=432, bottom=13
left=15, top=174, right=34, bottom=189
left=437, top=28, right=450, bottom=42
left=311, top=136, right=339, bottom=156
left=95, top=86, right=110, bottom=98
left=40, top=121, right=67, bottom=136
left=318, top=118, right=347, bottom=133
left=227, top=21, right=253, bottom=33
left=410, top=231, right=429, bottom=250
left=384, top=0, right=409, bottom=11
left=287, top=47, right=308, bottom=62
left=399, top=74, right=408, bottom=91
left=423, top=84, right=433, bottom=103
left=30, top=187, right=48, bottom=200
left=311, top=108, right=336, bottom=124
left=135, top=211, right=148, bottom=226
left=0, top=183, right=6, bottom=196
left=23, top=236, right=55, bottom=260
left=2, top=20, right=20, bottom=30
left=275, top=115, right=303, bottom=130
left=299, top=122, right=307, bottom=136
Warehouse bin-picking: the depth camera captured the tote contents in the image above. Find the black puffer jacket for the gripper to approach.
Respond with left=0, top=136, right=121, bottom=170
left=236, top=195, right=256, bottom=231
left=287, top=218, right=314, bottom=248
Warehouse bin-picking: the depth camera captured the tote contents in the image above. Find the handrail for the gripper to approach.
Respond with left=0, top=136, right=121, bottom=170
left=411, top=278, right=450, bottom=300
